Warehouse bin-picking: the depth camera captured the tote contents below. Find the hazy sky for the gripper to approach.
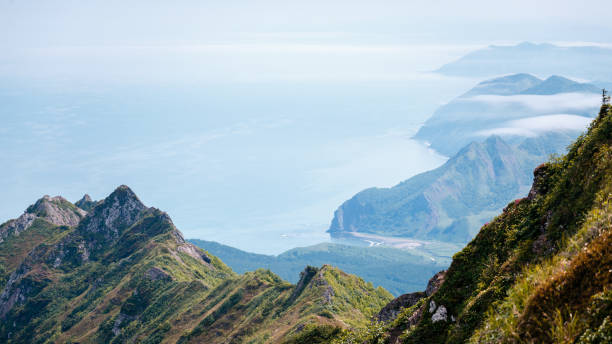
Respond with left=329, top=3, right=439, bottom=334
left=3, top=1, right=612, bottom=47
left=2, top=1, right=612, bottom=83
left=2, top=1, right=611, bottom=253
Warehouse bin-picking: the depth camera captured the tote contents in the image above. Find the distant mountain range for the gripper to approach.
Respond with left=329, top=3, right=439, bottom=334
left=436, top=41, right=612, bottom=82
left=189, top=239, right=452, bottom=296
left=328, top=73, right=601, bottom=244
left=415, top=73, right=600, bottom=156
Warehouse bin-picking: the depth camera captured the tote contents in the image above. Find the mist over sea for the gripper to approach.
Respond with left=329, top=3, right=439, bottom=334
left=1, top=75, right=475, bottom=254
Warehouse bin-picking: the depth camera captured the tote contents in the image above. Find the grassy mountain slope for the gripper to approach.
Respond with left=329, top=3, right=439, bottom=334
left=377, top=104, right=612, bottom=343
left=0, top=187, right=392, bottom=343
left=328, top=135, right=537, bottom=243
left=189, top=240, right=450, bottom=296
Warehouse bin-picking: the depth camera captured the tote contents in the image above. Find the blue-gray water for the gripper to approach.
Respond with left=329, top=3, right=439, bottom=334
left=1, top=76, right=474, bottom=254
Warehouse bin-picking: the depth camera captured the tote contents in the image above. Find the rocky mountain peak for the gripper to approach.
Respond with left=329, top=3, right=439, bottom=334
left=78, top=185, right=147, bottom=240
left=75, top=194, right=97, bottom=212
left=0, top=195, right=85, bottom=243
left=25, top=195, right=85, bottom=224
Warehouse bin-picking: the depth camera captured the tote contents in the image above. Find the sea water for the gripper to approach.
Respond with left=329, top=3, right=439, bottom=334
left=0, top=76, right=474, bottom=255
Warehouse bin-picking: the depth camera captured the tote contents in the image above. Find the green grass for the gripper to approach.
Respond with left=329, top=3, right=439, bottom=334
left=390, top=105, right=612, bottom=343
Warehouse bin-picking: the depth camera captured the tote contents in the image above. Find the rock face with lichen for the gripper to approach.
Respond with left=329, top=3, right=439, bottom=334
left=0, top=195, right=85, bottom=244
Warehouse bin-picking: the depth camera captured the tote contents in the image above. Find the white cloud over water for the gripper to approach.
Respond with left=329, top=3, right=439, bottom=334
left=467, top=93, right=601, bottom=113
left=476, top=114, right=592, bottom=137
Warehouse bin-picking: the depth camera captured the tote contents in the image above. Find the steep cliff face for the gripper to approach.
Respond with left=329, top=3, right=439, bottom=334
left=0, top=186, right=392, bottom=343
left=373, top=105, right=612, bottom=343
left=328, top=135, right=536, bottom=243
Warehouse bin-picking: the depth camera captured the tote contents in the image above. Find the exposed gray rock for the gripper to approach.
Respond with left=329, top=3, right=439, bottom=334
left=112, top=313, right=137, bottom=337
left=0, top=195, right=85, bottom=243
left=0, top=264, right=31, bottom=319
left=377, top=269, right=447, bottom=324
left=377, top=291, right=426, bottom=322
left=75, top=194, right=97, bottom=212
left=0, top=214, right=36, bottom=243
left=27, top=195, right=86, bottom=227
left=431, top=304, right=448, bottom=323
left=528, top=163, right=552, bottom=200
left=78, top=241, right=90, bottom=262
left=79, top=185, right=146, bottom=240
left=425, top=270, right=446, bottom=296
left=288, top=266, right=319, bottom=304
left=429, top=300, right=437, bottom=313
left=177, top=243, right=212, bottom=266
left=323, top=285, right=334, bottom=304
left=146, top=267, right=171, bottom=281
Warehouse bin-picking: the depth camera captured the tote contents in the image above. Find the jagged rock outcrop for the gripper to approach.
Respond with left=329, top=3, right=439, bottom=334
left=27, top=195, right=86, bottom=226
left=78, top=185, right=147, bottom=239
left=146, top=267, right=171, bottom=281
left=377, top=270, right=446, bottom=324
left=429, top=300, right=448, bottom=323
left=377, top=291, right=426, bottom=322
left=425, top=270, right=446, bottom=296
left=289, top=266, right=319, bottom=304
left=75, top=194, right=97, bottom=211
left=0, top=195, right=85, bottom=243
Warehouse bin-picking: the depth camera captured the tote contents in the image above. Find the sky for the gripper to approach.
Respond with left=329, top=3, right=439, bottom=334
left=2, top=1, right=612, bottom=254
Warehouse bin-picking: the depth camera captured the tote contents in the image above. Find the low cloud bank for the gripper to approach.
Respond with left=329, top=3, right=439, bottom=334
left=476, top=114, right=592, bottom=137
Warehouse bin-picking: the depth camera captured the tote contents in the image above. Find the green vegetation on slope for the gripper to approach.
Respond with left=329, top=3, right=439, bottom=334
left=0, top=186, right=392, bottom=343
left=384, top=104, right=612, bottom=343
left=189, top=239, right=450, bottom=295
left=328, top=135, right=540, bottom=243
left=319, top=104, right=612, bottom=344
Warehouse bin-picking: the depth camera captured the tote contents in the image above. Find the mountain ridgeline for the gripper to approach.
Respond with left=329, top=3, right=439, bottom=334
left=329, top=135, right=535, bottom=243
left=0, top=186, right=392, bottom=343
left=435, top=41, right=612, bottom=81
